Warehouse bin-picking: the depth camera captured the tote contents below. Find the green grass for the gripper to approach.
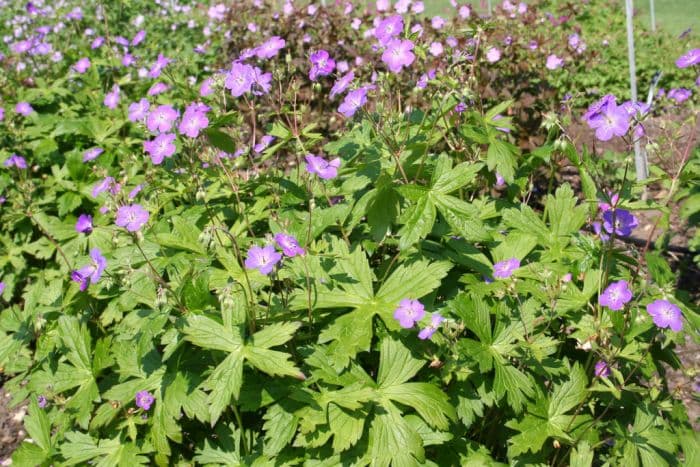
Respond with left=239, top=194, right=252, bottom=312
left=636, top=0, right=699, bottom=36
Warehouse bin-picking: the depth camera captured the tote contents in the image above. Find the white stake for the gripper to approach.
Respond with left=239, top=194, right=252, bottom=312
left=650, top=0, right=656, bottom=32
left=625, top=0, right=648, bottom=181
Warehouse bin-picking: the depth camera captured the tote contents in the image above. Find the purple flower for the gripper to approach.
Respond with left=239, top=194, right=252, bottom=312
left=602, top=209, right=637, bottom=237
left=676, top=48, right=700, bottom=68
left=418, top=313, right=444, bottom=340
left=431, top=16, right=446, bottom=29
left=128, top=99, right=150, bottom=122
left=75, top=214, right=93, bottom=234
left=375, top=15, right=403, bottom=45
left=274, top=233, right=305, bottom=257
left=245, top=244, right=282, bottom=275
left=73, top=57, right=90, bottom=73
left=103, top=85, right=120, bottom=109
left=115, top=204, right=149, bottom=232
left=305, top=154, right=340, bottom=179
left=148, top=54, right=172, bottom=79
left=594, top=361, right=611, bottom=378
left=200, top=78, right=214, bottom=97
left=255, top=36, right=285, bottom=59
left=37, top=395, right=47, bottom=408
left=131, top=30, right=146, bottom=46
left=128, top=184, right=143, bottom=200
left=252, top=67, right=272, bottom=96
left=15, top=102, right=34, bottom=116
left=587, top=99, right=630, bottom=142
left=71, top=248, right=107, bottom=291
left=309, top=50, right=336, bottom=81
left=146, top=105, right=178, bottom=133
left=135, top=390, right=154, bottom=411
left=224, top=62, right=255, bottom=97
left=4, top=154, right=27, bottom=169
left=144, top=133, right=177, bottom=164
left=330, top=71, right=355, bottom=99
left=485, top=47, right=501, bottom=63
left=546, top=54, right=564, bottom=70
left=91, top=37, right=104, bottom=49
left=493, top=258, right=520, bottom=279
left=338, top=87, right=369, bottom=117
left=147, top=82, right=170, bottom=96
left=178, top=105, right=209, bottom=138
left=667, top=88, right=691, bottom=104
left=0, top=282, right=5, bottom=295
left=393, top=299, right=426, bottom=329
left=599, top=280, right=633, bottom=311
left=253, top=135, right=275, bottom=154
left=382, top=39, right=415, bottom=73
left=646, top=299, right=683, bottom=332
left=92, top=177, right=115, bottom=198
left=82, top=147, right=103, bottom=162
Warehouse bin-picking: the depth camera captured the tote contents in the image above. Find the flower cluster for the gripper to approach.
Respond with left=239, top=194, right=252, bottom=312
left=245, top=233, right=304, bottom=275
left=393, top=299, right=444, bottom=340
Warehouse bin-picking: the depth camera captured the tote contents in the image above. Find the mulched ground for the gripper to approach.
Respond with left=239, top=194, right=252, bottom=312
left=0, top=386, right=26, bottom=465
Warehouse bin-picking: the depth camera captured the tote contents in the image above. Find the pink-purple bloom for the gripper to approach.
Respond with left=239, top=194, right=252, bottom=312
left=338, top=87, right=369, bottom=117
left=82, top=147, right=103, bottom=162
left=178, top=104, right=209, bottom=138
left=646, top=299, right=683, bottom=332
left=148, top=54, right=172, bottom=78
left=4, top=154, right=27, bottom=169
left=418, top=313, right=444, bottom=340
left=330, top=71, right=355, bottom=99
left=599, top=280, right=633, bottom=311
left=224, top=62, right=255, bottom=97
left=486, top=47, right=501, bottom=63
left=147, top=82, right=170, bottom=96
left=128, top=99, right=150, bottom=122
left=382, top=39, right=415, bottom=73
left=144, top=133, right=177, bottom=164
left=135, top=390, right=155, bottom=411
left=305, top=154, right=340, bottom=179
left=146, top=105, right=178, bottom=133
left=71, top=248, right=107, bottom=291
left=375, top=15, right=403, bottom=45
left=546, top=54, right=564, bottom=70
left=274, top=233, right=305, bottom=257
left=75, top=214, right=93, bottom=234
left=309, top=50, right=336, bottom=81
left=115, top=204, right=150, bottom=232
left=493, top=258, right=520, bottom=279
left=15, top=102, right=34, bottom=116
left=585, top=96, right=630, bottom=142
left=73, top=57, right=91, bottom=73
left=393, top=299, right=426, bottom=329
left=594, top=361, right=611, bottom=378
left=675, top=48, right=700, bottom=68
left=255, top=36, right=286, bottom=59
left=602, top=209, right=638, bottom=237
left=103, top=85, right=120, bottom=109
left=245, top=244, right=282, bottom=275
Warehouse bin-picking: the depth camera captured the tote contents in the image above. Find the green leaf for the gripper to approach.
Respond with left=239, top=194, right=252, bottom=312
left=397, top=194, right=436, bottom=249
left=545, top=184, right=588, bottom=238
left=433, top=194, right=491, bottom=242
left=182, top=315, right=242, bottom=353
left=432, top=160, right=484, bottom=194
left=377, top=338, right=425, bottom=388
left=328, top=404, right=365, bottom=452
left=194, top=441, right=241, bottom=466
left=205, top=128, right=236, bottom=154
left=549, top=363, right=588, bottom=420
left=243, top=346, right=303, bottom=380
left=204, top=353, right=244, bottom=423
left=249, top=322, right=301, bottom=349
left=486, top=139, right=517, bottom=183
left=368, top=404, right=424, bottom=467
left=263, top=403, right=299, bottom=456
left=570, top=441, right=594, bottom=467
left=382, top=383, right=456, bottom=430
left=24, top=398, right=51, bottom=453
left=376, top=260, right=452, bottom=305
left=58, top=315, right=93, bottom=371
